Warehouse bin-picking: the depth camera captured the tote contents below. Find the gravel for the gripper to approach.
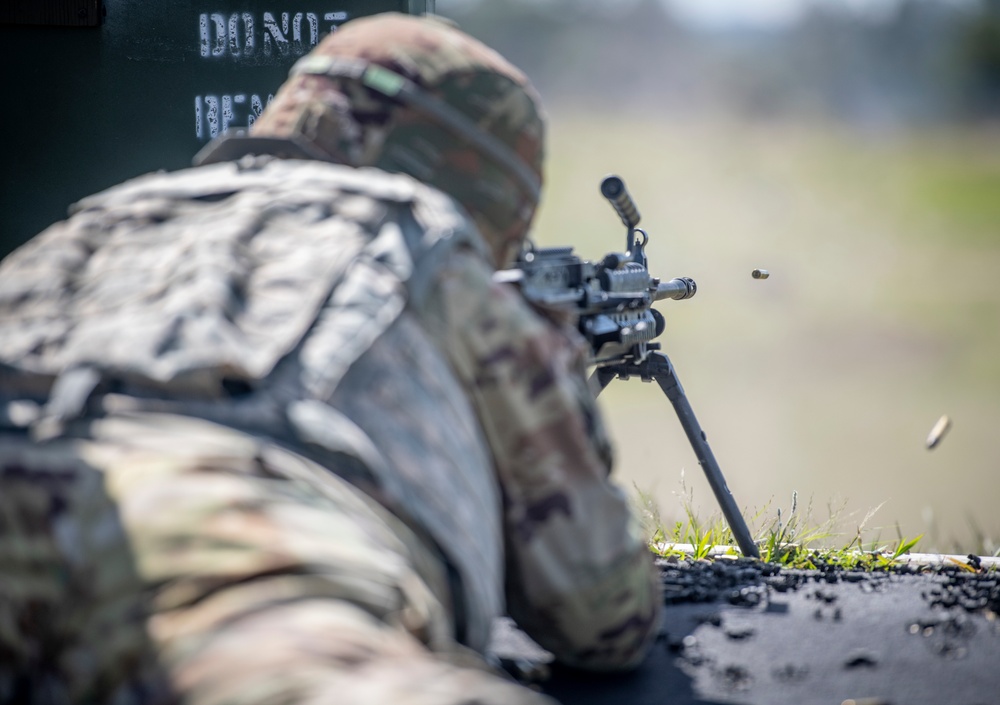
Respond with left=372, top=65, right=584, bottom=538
left=494, top=553, right=1000, bottom=705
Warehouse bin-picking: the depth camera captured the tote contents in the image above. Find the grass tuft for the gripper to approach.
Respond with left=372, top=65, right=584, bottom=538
left=636, top=480, right=936, bottom=570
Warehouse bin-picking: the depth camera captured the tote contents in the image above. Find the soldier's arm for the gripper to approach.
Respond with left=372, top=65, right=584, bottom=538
left=427, top=248, right=663, bottom=671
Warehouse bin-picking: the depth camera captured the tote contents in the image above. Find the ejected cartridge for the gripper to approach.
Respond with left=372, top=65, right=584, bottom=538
left=926, top=414, right=951, bottom=450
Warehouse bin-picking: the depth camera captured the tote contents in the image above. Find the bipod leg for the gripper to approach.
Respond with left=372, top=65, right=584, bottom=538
left=591, top=367, right=618, bottom=394
left=644, top=352, right=759, bottom=558
left=590, top=355, right=759, bottom=557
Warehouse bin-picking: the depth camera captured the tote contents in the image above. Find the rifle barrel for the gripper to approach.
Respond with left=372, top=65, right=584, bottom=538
left=655, top=277, right=697, bottom=301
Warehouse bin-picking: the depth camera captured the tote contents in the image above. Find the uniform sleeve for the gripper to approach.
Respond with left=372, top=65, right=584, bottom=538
left=426, top=248, right=663, bottom=671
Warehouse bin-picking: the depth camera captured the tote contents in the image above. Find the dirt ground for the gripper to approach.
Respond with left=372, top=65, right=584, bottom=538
left=490, top=555, right=1000, bottom=705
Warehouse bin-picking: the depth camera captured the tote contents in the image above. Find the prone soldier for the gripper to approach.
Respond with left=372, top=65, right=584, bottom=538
left=0, top=13, right=662, bottom=705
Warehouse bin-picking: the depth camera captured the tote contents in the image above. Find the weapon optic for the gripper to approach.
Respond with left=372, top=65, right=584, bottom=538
left=498, top=175, right=759, bottom=558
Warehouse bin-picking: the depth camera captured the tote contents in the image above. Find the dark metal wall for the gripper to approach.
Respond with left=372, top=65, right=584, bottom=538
left=1, top=0, right=104, bottom=27
left=0, top=1, right=433, bottom=257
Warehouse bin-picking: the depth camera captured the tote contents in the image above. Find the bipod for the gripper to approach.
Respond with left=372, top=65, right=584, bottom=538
left=592, top=351, right=760, bottom=559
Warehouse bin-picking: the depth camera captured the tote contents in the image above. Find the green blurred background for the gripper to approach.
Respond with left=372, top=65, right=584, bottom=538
left=437, top=0, right=1000, bottom=553
left=3, top=1, right=996, bottom=553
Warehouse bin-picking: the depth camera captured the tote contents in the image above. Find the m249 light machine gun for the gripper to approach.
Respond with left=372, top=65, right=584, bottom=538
left=500, top=175, right=759, bottom=558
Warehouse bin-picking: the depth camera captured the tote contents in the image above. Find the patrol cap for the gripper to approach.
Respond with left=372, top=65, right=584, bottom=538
left=248, top=13, right=546, bottom=266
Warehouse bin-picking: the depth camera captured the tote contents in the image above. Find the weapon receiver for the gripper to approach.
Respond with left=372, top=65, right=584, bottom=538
left=498, top=175, right=759, bottom=558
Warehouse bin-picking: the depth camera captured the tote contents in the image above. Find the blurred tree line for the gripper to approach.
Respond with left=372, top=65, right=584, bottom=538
left=959, top=0, right=1000, bottom=117
left=437, top=0, right=1000, bottom=126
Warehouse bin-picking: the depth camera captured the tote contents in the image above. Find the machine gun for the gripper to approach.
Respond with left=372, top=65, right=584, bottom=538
left=499, top=176, right=759, bottom=558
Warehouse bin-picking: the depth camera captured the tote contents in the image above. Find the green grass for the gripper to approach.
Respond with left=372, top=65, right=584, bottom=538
left=634, top=481, right=997, bottom=570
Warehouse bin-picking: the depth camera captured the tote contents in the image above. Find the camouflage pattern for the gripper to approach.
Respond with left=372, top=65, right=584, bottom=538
left=0, top=153, right=661, bottom=701
left=0, top=157, right=470, bottom=394
left=0, top=414, right=555, bottom=705
left=420, top=248, right=663, bottom=670
left=0, top=13, right=660, bottom=701
left=0, top=431, right=173, bottom=705
left=325, top=312, right=504, bottom=650
left=250, top=13, right=545, bottom=267
left=0, top=156, right=505, bottom=654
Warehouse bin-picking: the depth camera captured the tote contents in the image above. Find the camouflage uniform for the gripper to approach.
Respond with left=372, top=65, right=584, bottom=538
left=0, top=13, right=661, bottom=705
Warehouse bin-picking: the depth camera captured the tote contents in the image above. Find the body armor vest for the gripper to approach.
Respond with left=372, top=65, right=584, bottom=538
left=0, top=157, right=504, bottom=651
